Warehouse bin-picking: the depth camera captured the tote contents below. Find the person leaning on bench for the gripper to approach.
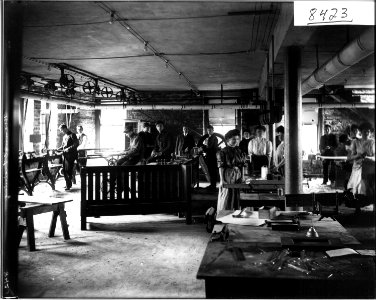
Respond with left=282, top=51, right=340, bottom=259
left=117, top=125, right=145, bottom=166
left=146, top=120, right=173, bottom=163
left=138, top=122, right=154, bottom=159
left=57, top=124, right=79, bottom=191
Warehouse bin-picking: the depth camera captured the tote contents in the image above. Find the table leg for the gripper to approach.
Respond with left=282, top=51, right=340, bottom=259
left=58, top=204, right=70, bottom=240
left=48, top=210, right=59, bottom=238
left=17, top=225, right=26, bottom=247
left=25, top=213, right=36, bottom=251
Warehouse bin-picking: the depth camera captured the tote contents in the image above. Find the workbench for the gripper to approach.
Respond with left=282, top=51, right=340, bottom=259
left=224, top=178, right=285, bottom=209
left=197, top=211, right=375, bottom=299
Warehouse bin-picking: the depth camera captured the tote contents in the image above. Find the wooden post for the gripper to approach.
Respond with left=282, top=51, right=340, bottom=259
left=95, top=110, right=101, bottom=148
left=284, top=46, right=303, bottom=199
left=181, top=164, right=192, bottom=224
left=203, top=110, right=209, bottom=134
left=2, top=2, right=23, bottom=296
left=81, top=167, right=87, bottom=230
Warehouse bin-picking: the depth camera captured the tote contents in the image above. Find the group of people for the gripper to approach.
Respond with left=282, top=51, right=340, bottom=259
left=57, top=120, right=374, bottom=213
left=211, top=126, right=286, bottom=211
left=56, top=124, right=87, bottom=191
left=320, top=122, right=375, bottom=211
left=118, top=121, right=175, bottom=166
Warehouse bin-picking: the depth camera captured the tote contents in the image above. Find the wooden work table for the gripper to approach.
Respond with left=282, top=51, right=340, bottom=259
left=18, top=196, right=73, bottom=251
left=224, top=178, right=284, bottom=190
left=197, top=211, right=375, bottom=299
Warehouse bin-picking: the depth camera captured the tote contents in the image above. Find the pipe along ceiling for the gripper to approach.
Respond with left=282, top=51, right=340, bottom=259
left=301, top=28, right=374, bottom=95
left=20, top=91, right=374, bottom=111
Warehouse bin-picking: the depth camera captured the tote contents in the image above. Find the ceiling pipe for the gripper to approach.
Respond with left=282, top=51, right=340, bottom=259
left=20, top=92, right=374, bottom=110
left=301, top=27, right=374, bottom=95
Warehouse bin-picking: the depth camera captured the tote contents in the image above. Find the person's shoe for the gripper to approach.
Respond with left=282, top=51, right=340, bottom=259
left=65, top=186, right=71, bottom=191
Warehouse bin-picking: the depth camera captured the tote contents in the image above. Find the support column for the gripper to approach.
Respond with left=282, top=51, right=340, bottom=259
left=317, top=108, right=323, bottom=151
left=203, top=110, right=209, bottom=135
left=236, top=109, right=241, bottom=132
left=2, top=2, right=23, bottom=296
left=269, top=123, right=276, bottom=162
left=94, top=110, right=101, bottom=148
left=284, top=46, right=303, bottom=196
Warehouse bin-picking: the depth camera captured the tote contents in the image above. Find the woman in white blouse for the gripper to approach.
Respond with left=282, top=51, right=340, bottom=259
left=248, top=125, right=272, bottom=175
left=346, top=122, right=375, bottom=212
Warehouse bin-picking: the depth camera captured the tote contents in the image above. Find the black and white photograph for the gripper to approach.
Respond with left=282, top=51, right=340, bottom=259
left=1, top=0, right=375, bottom=298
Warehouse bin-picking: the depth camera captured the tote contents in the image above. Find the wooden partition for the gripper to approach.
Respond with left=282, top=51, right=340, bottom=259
left=81, top=162, right=193, bottom=229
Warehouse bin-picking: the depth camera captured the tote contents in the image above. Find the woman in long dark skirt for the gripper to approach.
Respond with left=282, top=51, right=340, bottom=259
left=217, top=129, right=247, bottom=211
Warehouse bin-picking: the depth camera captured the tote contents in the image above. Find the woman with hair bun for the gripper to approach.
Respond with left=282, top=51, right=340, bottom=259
left=217, top=129, right=247, bottom=211
left=346, top=122, right=375, bottom=212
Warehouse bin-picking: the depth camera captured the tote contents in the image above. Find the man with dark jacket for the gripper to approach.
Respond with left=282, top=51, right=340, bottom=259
left=198, top=125, right=219, bottom=190
left=148, top=120, right=173, bottom=162
left=117, top=125, right=144, bottom=166
left=175, top=126, right=195, bottom=156
left=57, top=124, right=79, bottom=191
left=239, top=130, right=251, bottom=155
left=319, top=124, right=338, bottom=185
left=138, top=122, right=154, bottom=158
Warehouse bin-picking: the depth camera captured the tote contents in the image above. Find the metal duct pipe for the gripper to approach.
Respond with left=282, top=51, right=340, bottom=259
left=20, top=92, right=374, bottom=110
left=302, top=102, right=374, bottom=109
left=302, top=28, right=374, bottom=95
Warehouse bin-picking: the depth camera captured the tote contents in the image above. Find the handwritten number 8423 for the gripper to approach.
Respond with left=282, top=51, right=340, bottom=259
left=309, top=8, right=348, bottom=22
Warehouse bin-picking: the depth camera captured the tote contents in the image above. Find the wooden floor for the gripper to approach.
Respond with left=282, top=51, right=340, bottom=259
left=17, top=175, right=375, bottom=298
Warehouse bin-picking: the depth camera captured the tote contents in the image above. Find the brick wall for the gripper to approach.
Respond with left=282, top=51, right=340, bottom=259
left=32, top=100, right=41, bottom=153
left=56, top=106, right=96, bottom=148
left=127, top=110, right=204, bottom=145
left=323, top=108, right=375, bottom=136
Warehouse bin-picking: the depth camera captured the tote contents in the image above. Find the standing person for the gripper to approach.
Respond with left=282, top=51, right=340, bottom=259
left=198, top=125, right=219, bottom=190
left=117, top=125, right=144, bottom=166
left=272, top=125, right=285, bottom=176
left=57, top=124, right=79, bottom=191
left=138, top=122, right=154, bottom=158
left=217, top=129, right=246, bottom=211
left=76, top=125, right=88, bottom=149
left=239, top=130, right=252, bottom=176
left=248, top=125, right=272, bottom=175
left=76, top=125, right=88, bottom=170
left=147, top=120, right=173, bottom=162
left=319, top=124, right=338, bottom=185
left=346, top=122, right=375, bottom=212
left=239, top=130, right=251, bottom=155
left=349, top=124, right=360, bottom=140
left=335, top=134, right=352, bottom=190
left=175, top=126, right=195, bottom=156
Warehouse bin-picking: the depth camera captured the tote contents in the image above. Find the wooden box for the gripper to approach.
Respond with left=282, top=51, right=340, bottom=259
left=258, top=206, right=277, bottom=219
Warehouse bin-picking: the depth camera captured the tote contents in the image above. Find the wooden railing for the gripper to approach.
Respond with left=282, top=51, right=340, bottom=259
left=80, top=162, right=194, bottom=230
